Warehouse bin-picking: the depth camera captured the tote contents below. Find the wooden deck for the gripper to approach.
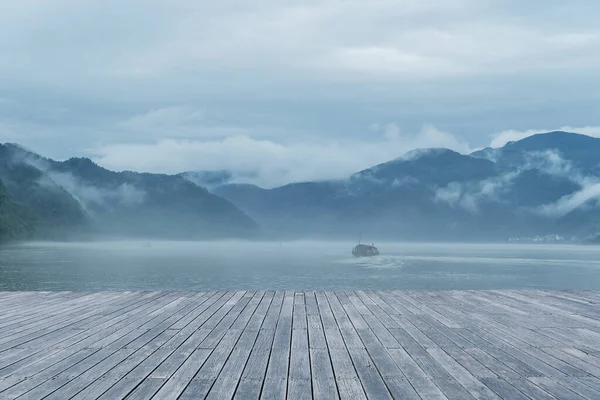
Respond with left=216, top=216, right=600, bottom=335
left=0, top=291, right=599, bottom=399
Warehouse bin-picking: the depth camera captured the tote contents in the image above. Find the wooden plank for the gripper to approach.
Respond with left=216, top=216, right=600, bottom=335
left=0, top=349, right=100, bottom=398
left=204, top=292, right=273, bottom=400
left=329, top=292, right=392, bottom=399
left=183, top=292, right=264, bottom=398
left=387, top=347, right=448, bottom=400
left=2, top=290, right=600, bottom=400
left=310, top=348, right=338, bottom=400
left=315, top=291, right=366, bottom=400
left=289, top=327, right=311, bottom=398
left=427, top=347, right=501, bottom=399
left=559, top=377, right=600, bottom=400
left=0, top=294, right=183, bottom=398
left=261, top=291, right=294, bottom=399
left=124, top=378, right=166, bottom=400
left=98, top=292, right=229, bottom=400
left=529, top=377, right=587, bottom=399
left=151, top=348, right=212, bottom=400
left=40, top=296, right=197, bottom=399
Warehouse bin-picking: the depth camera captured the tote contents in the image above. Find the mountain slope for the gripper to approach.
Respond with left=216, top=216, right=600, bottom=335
left=0, top=144, right=88, bottom=240
left=213, top=150, right=508, bottom=239
left=49, top=158, right=258, bottom=239
left=1, top=144, right=259, bottom=240
left=211, top=132, right=600, bottom=240
left=353, top=148, right=497, bottom=186
left=0, top=179, right=35, bottom=241
left=472, top=131, right=600, bottom=174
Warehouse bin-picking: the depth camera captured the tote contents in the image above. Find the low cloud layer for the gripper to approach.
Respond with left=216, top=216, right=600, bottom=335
left=434, top=172, right=520, bottom=214
left=91, top=125, right=471, bottom=188
left=435, top=148, right=600, bottom=218
left=48, top=172, right=146, bottom=212
left=538, top=183, right=600, bottom=218
left=1, top=0, right=599, bottom=170
left=21, top=153, right=146, bottom=212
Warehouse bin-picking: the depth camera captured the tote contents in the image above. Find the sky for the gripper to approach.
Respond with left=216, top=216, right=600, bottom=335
left=1, top=0, right=600, bottom=188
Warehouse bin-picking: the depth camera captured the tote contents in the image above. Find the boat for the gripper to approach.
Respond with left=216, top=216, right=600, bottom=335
left=352, top=233, right=379, bottom=257
left=352, top=243, right=380, bottom=257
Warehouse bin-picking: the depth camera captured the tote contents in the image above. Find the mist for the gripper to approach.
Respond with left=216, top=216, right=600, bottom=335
left=4, top=240, right=600, bottom=291
left=3, top=131, right=600, bottom=245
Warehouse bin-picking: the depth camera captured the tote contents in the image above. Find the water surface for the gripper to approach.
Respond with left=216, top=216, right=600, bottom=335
left=1, top=241, right=600, bottom=291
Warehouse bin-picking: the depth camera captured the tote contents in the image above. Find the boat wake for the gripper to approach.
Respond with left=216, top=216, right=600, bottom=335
left=336, top=255, right=407, bottom=269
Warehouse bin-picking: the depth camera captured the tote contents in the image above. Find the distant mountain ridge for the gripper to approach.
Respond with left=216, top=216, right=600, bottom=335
left=3, top=131, right=600, bottom=242
left=209, top=131, right=600, bottom=241
left=0, top=144, right=258, bottom=241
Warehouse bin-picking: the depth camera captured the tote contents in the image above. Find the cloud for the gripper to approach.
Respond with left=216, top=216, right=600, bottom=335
left=434, top=171, right=520, bottom=214
left=19, top=153, right=146, bottom=212
left=451, top=148, right=600, bottom=218
left=2, top=1, right=600, bottom=94
left=1, top=0, right=600, bottom=174
left=522, top=149, right=600, bottom=217
left=435, top=182, right=463, bottom=206
left=521, top=149, right=574, bottom=177
left=49, top=172, right=146, bottom=211
left=89, top=124, right=471, bottom=188
left=538, top=183, right=600, bottom=217
left=490, top=126, right=600, bottom=148
left=120, top=106, right=207, bottom=134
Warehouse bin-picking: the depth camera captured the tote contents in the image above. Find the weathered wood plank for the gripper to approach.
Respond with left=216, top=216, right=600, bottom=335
left=289, top=315, right=312, bottom=398
left=1, top=289, right=599, bottom=400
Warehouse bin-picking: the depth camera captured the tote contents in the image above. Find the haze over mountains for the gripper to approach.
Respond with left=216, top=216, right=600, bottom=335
left=0, top=144, right=257, bottom=241
left=1, top=131, right=600, bottom=242
left=210, top=131, right=600, bottom=241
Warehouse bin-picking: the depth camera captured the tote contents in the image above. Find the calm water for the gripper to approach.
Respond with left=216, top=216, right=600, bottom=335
left=1, top=241, right=600, bottom=291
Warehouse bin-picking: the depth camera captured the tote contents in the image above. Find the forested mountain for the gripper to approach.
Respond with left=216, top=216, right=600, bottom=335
left=209, top=132, right=600, bottom=241
left=3, top=131, right=600, bottom=243
left=0, top=144, right=258, bottom=241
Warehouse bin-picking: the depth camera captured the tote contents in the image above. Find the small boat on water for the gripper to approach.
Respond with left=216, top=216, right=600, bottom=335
left=352, top=243, right=379, bottom=257
left=352, top=232, right=379, bottom=257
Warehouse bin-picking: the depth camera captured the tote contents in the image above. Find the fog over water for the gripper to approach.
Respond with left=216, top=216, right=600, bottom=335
left=1, top=241, right=600, bottom=291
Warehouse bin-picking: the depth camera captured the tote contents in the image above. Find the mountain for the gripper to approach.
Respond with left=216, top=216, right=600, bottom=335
left=0, top=144, right=88, bottom=241
left=472, top=131, right=600, bottom=175
left=211, top=132, right=600, bottom=241
left=0, top=144, right=258, bottom=241
left=214, top=150, right=510, bottom=240
left=352, top=148, right=497, bottom=187
left=180, top=170, right=235, bottom=189
left=180, top=170, right=258, bottom=190
left=0, top=179, right=35, bottom=241
left=4, top=131, right=599, bottom=243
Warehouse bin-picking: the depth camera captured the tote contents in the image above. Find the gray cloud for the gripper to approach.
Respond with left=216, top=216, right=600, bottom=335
left=47, top=172, right=146, bottom=211
left=528, top=150, right=600, bottom=217
left=20, top=154, right=146, bottom=213
left=1, top=0, right=600, bottom=182
left=89, top=125, right=471, bottom=188
left=538, top=183, right=600, bottom=217
left=434, top=172, right=520, bottom=214
left=435, top=149, right=600, bottom=218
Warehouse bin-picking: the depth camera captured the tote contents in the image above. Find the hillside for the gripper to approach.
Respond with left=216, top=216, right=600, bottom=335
left=0, top=144, right=88, bottom=241
left=4, top=131, right=599, bottom=242
left=0, top=144, right=258, bottom=241
left=209, top=131, right=600, bottom=241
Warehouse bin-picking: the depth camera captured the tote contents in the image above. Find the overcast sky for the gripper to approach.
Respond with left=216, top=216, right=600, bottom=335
left=1, top=0, right=600, bottom=187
